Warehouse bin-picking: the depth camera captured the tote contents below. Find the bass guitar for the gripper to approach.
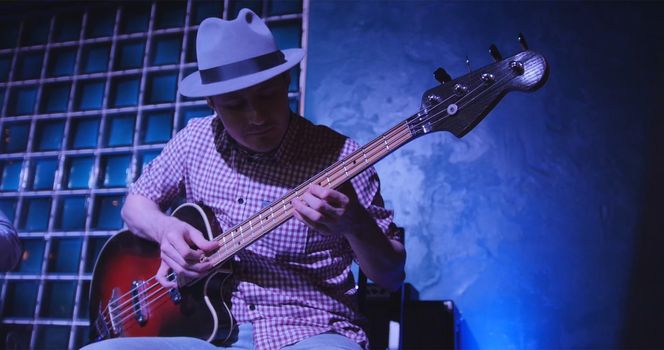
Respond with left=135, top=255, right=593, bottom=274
left=89, top=41, right=548, bottom=343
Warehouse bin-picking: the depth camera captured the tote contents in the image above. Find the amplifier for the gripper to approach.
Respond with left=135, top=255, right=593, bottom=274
left=402, top=300, right=460, bottom=349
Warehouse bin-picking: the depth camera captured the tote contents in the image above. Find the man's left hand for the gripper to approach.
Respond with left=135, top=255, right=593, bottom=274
left=292, top=184, right=366, bottom=237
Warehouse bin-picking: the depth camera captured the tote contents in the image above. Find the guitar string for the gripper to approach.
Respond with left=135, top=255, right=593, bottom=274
left=188, top=72, right=516, bottom=266
left=99, top=126, right=412, bottom=327
left=99, top=72, right=517, bottom=330
left=99, top=279, right=161, bottom=327
left=100, top=127, right=408, bottom=322
left=98, top=72, right=518, bottom=330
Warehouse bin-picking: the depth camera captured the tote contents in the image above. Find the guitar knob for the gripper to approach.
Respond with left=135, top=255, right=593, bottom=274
left=481, top=73, right=495, bottom=84
left=426, top=94, right=443, bottom=106
left=509, top=61, right=525, bottom=75
left=433, top=67, right=452, bottom=84
left=453, top=84, right=468, bottom=96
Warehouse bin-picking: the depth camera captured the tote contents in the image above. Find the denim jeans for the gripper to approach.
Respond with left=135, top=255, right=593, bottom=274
left=80, top=323, right=362, bottom=350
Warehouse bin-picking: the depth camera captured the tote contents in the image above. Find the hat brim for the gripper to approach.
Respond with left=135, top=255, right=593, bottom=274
left=178, top=48, right=304, bottom=97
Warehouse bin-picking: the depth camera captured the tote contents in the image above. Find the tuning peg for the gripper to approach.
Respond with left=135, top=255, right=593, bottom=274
left=518, top=32, right=529, bottom=51
left=433, top=67, right=452, bottom=84
left=489, top=44, right=502, bottom=62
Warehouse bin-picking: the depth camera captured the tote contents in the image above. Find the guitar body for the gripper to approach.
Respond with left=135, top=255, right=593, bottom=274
left=88, top=204, right=234, bottom=344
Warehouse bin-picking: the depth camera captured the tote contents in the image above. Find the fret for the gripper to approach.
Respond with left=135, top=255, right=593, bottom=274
left=326, top=176, right=331, bottom=185
left=363, top=150, right=368, bottom=163
left=382, top=135, right=390, bottom=150
left=343, top=164, right=349, bottom=177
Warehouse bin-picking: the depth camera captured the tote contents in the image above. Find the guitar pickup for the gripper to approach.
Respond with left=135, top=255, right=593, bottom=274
left=130, top=280, right=149, bottom=326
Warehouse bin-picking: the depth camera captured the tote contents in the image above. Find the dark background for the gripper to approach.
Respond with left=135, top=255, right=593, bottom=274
left=305, top=1, right=664, bottom=348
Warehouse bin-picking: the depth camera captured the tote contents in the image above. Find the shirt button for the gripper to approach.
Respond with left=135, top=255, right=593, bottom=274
left=237, top=197, right=244, bottom=204
left=248, top=304, right=256, bottom=311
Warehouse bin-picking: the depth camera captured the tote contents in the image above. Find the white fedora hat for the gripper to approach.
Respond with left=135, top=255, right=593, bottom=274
left=179, top=8, right=304, bottom=97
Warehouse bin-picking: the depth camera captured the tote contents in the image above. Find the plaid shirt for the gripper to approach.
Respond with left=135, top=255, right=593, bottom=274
left=130, top=113, right=398, bottom=350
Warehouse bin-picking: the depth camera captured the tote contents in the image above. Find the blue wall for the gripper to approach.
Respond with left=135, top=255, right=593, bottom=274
left=305, top=2, right=664, bottom=348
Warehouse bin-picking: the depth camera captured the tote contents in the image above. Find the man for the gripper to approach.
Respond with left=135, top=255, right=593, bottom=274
left=0, top=209, right=21, bottom=271
left=84, top=8, right=405, bottom=350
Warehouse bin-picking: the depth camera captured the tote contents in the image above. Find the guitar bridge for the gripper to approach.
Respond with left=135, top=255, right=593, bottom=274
left=93, top=304, right=111, bottom=341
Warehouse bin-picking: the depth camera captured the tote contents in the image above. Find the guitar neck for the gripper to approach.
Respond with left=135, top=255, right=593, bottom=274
left=205, top=117, right=419, bottom=267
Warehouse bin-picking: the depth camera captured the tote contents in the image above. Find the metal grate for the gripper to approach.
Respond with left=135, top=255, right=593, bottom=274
left=0, top=1, right=308, bottom=348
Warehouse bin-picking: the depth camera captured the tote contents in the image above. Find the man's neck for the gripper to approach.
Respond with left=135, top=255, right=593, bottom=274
left=229, top=112, right=294, bottom=159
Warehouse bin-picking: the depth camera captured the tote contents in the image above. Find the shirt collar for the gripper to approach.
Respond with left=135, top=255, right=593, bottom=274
left=212, top=111, right=302, bottom=165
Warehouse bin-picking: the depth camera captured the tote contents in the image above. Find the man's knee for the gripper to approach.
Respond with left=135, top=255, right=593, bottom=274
left=284, top=333, right=363, bottom=350
left=80, top=338, right=125, bottom=350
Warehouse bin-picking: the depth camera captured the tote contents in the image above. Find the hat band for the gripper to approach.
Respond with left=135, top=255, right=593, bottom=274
left=200, top=51, right=286, bottom=84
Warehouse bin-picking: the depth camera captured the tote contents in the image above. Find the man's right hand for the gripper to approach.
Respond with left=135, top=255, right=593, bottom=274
left=154, top=216, right=219, bottom=289
left=120, top=194, right=221, bottom=289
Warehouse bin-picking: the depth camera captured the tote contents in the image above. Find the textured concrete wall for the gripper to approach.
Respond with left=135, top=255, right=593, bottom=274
left=305, top=1, right=664, bottom=348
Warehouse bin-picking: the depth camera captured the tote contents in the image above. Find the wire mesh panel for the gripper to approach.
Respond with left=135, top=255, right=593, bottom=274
left=0, top=2, right=307, bottom=348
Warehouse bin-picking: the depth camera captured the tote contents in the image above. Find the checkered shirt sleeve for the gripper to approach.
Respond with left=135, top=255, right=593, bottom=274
left=128, top=125, right=189, bottom=207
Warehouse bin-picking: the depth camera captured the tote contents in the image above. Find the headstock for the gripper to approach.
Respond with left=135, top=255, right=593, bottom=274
left=408, top=37, right=548, bottom=139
